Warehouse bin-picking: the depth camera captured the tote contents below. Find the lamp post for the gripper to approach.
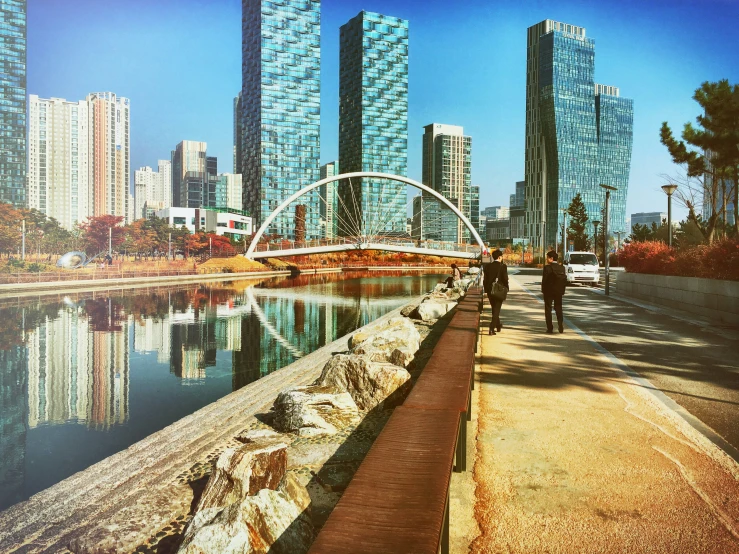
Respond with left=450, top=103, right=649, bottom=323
left=108, top=227, right=112, bottom=257
left=592, top=220, right=600, bottom=260
left=560, top=209, right=568, bottom=256
left=600, top=184, right=618, bottom=296
left=168, top=232, right=172, bottom=260
left=661, top=184, right=678, bottom=248
left=21, top=219, right=25, bottom=261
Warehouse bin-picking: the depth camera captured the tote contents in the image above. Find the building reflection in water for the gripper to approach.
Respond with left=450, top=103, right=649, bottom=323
left=0, top=271, right=445, bottom=510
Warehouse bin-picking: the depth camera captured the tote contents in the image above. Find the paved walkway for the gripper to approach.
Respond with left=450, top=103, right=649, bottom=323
left=470, top=275, right=739, bottom=553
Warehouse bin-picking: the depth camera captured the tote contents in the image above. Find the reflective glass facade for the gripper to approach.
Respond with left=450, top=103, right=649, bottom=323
left=338, top=11, right=408, bottom=237
left=241, top=0, right=321, bottom=239
left=529, top=20, right=633, bottom=249
left=596, top=91, right=633, bottom=235
left=0, top=0, right=26, bottom=206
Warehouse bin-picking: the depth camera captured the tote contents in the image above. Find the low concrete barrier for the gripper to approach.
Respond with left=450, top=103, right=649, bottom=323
left=617, top=272, right=739, bottom=324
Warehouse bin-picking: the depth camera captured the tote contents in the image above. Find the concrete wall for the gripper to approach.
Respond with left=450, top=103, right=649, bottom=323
left=617, top=272, right=739, bottom=324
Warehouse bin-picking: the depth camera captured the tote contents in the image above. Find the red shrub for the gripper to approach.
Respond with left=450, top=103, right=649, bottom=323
left=621, top=238, right=739, bottom=281
left=620, top=241, right=675, bottom=275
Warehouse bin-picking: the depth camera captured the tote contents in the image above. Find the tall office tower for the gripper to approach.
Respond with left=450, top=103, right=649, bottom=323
left=339, top=11, right=409, bottom=237
left=171, top=140, right=207, bottom=208
left=241, top=0, right=321, bottom=239
left=421, top=124, right=472, bottom=242
left=0, top=0, right=26, bottom=207
left=27, top=96, right=91, bottom=229
left=233, top=93, right=242, bottom=174
left=86, top=92, right=130, bottom=221
left=319, top=161, right=338, bottom=238
left=524, top=20, right=633, bottom=250
left=213, top=173, right=244, bottom=211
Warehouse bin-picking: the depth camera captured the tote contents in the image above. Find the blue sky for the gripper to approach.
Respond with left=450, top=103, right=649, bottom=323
left=28, top=0, right=739, bottom=222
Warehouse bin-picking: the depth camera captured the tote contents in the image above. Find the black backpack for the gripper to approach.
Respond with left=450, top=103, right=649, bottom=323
left=552, top=264, right=567, bottom=296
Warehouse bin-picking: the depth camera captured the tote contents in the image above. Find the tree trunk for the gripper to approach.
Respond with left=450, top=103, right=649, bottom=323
left=733, top=169, right=739, bottom=236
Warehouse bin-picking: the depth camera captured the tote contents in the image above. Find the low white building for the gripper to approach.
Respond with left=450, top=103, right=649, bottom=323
left=155, top=207, right=252, bottom=240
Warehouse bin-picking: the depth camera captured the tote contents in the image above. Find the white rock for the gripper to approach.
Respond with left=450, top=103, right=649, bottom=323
left=179, top=473, right=314, bottom=554
left=417, top=299, right=456, bottom=321
left=197, top=440, right=288, bottom=512
left=349, top=316, right=420, bottom=367
left=316, top=354, right=411, bottom=411
left=272, top=385, right=360, bottom=437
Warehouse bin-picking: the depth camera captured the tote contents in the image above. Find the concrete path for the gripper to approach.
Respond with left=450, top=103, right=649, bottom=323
left=470, top=275, right=739, bottom=553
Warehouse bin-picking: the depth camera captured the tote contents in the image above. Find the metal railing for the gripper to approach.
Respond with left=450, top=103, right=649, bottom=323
left=253, top=236, right=483, bottom=254
left=0, top=268, right=200, bottom=285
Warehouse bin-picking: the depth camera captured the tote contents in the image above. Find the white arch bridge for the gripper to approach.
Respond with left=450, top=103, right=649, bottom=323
left=244, top=172, right=486, bottom=261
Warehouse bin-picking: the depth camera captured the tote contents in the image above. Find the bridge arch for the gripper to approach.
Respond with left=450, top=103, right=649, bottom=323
left=245, top=171, right=486, bottom=258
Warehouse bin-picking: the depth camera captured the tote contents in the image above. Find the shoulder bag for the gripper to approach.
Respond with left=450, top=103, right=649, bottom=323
left=492, top=263, right=508, bottom=302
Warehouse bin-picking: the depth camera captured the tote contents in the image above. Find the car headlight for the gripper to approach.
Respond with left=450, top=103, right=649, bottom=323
left=567, top=267, right=573, bottom=273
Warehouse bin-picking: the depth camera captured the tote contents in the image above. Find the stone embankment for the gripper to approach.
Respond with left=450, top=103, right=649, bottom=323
left=175, top=280, right=474, bottom=554
left=0, top=277, right=475, bottom=554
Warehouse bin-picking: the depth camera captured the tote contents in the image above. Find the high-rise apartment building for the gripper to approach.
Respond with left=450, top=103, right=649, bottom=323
left=319, top=161, right=338, bottom=238
left=87, top=92, right=130, bottom=222
left=213, top=173, right=244, bottom=212
left=524, top=20, right=633, bottom=250
left=421, top=124, right=472, bottom=242
left=0, top=0, right=26, bottom=207
left=28, top=96, right=90, bottom=229
left=134, top=160, right=171, bottom=220
left=339, top=11, right=408, bottom=238
left=171, top=140, right=209, bottom=208
left=241, top=0, right=321, bottom=239
left=471, top=185, right=480, bottom=240
left=27, top=92, right=131, bottom=227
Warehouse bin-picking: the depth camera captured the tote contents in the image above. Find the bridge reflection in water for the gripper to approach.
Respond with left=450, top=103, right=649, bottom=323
left=0, top=271, right=444, bottom=511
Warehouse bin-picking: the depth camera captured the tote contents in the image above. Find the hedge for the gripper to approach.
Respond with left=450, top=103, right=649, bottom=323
left=620, top=238, right=739, bottom=281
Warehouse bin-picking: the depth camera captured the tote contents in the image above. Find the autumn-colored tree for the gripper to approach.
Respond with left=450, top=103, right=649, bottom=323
left=124, top=219, right=158, bottom=257
left=0, top=203, right=22, bottom=255
left=78, top=215, right=125, bottom=255
left=185, top=232, right=209, bottom=256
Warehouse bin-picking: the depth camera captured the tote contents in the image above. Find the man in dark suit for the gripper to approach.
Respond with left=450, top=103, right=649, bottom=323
left=541, top=250, right=567, bottom=334
left=483, top=249, right=509, bottom=335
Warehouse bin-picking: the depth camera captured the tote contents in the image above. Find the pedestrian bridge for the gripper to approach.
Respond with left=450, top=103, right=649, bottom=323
left=245, top=172, right=485, bottom=261
left=249, top=237, right=483, bottom=260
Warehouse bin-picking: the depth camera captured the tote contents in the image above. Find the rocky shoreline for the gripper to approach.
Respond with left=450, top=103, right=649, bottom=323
left=0, top=278, right=475, bottom=554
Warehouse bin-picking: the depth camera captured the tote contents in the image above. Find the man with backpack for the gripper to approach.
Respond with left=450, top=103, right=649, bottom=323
left=483, top=249, right=508, bottom=335
left=541, top=250, right=567, bottom=334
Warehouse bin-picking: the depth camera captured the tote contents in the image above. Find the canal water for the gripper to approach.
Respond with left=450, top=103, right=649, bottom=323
left=0, top=271, right=444, bottom=511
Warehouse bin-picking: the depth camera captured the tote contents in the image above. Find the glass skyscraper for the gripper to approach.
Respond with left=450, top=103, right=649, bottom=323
left=525, top=20, right=633, bottom=250
left=241, top=0, right=321, bottom=240
left=338, top=11, right=408, bottom=238
left=0, top=0, right=26, bottom=206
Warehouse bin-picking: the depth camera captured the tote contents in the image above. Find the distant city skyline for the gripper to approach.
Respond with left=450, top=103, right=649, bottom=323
left=25, top=0, right=739, bottom=222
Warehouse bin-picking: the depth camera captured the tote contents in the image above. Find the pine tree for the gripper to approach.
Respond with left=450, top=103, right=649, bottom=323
left=566, top=194, right=590, bottom=251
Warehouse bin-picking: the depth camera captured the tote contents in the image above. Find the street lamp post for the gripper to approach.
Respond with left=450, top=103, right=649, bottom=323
left=108, top=227, right=112, bottom=257
left=168, top=232, right=172, bottom=260
left=21, top=219, right=25, bottom=261
left=592, top=220, right=600, bottom=260
left=600, top=184, right=618, bottom=296
left=661, top=184, right=678, bottom=248
left=560, top=209, right=568, bottom=256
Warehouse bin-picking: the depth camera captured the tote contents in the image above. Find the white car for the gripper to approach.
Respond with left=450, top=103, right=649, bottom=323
left=562, top=251, right=600, bottom=285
